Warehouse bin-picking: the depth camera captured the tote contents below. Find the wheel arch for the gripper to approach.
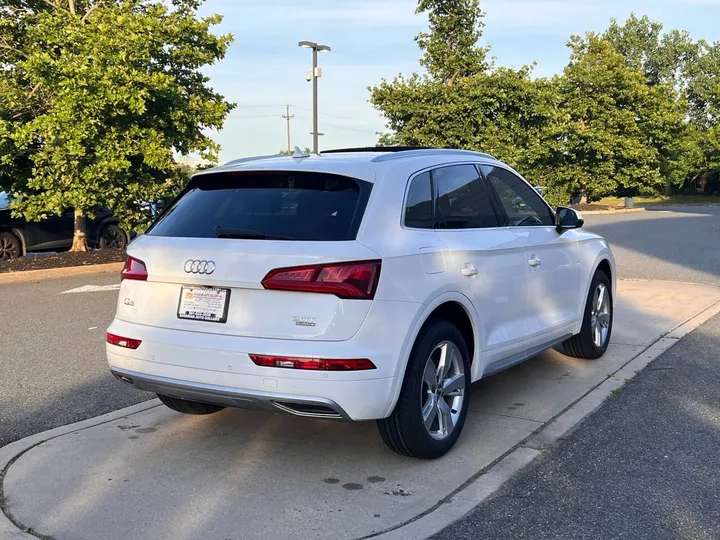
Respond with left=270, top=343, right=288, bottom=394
left=574, top=249, right=616, bottom=335
left=384, top=291, right=482, bottom=417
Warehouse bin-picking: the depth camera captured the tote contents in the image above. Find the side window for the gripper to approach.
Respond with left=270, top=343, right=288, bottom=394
left=433, top=165, right=500, bottom=230
left=481, top=165, right=554, bottom=227
left=404, top=172, right=433, bottom=229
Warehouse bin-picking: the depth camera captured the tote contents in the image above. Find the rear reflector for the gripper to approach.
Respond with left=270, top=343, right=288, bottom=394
left=106, top=332, right=142, bottom=350
left=262, top=260, right=381, bottom=299
left=250, top=354, right=376, bottom=371
left=121, top=256, right=148, bottom=281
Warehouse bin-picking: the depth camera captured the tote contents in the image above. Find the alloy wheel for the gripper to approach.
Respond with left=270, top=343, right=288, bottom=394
left=590, top=283, right=611, bottom=347
left=102, top=228, right=124, bottom=249
left=421, top=341, right=466, bottom=441
left=0, top=235, right=20, bottom=260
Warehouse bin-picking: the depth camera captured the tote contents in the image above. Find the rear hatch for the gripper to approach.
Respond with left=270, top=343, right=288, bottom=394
left=116, top=170, right=380, bottom=341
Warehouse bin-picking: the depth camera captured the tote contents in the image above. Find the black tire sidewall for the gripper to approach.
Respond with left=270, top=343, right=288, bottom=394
left=394, top=320, right=472, bottom=458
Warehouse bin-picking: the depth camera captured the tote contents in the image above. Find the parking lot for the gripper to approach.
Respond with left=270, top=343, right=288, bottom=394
left=1, top=205, right=720, bottom=540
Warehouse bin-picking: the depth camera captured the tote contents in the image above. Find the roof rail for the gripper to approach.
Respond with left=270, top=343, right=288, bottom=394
left=321, top=146, right=429, bottom=154
left=321, top=146, right=496, bottom=162
left=370, top=148, right=497, bottom=163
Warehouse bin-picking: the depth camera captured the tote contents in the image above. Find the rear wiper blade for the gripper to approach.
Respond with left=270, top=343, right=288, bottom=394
left=213, top=226, right=294, bottom=241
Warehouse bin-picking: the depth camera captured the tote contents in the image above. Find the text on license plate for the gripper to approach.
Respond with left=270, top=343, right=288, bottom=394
left=177, top=286, right=230, bottom=323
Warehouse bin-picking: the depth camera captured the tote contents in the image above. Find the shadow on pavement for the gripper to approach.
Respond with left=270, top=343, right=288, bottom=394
left=0, top=373, right=151, bottom=448
left=586, top=211, right=720, bottom=285
left=433, top=316, right=720, bottom=540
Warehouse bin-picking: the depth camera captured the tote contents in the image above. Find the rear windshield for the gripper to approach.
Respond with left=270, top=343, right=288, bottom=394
left=147, top=171, right=372, bottom=241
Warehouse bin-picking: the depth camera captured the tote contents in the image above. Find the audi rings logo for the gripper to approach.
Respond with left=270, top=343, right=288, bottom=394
left=184, top=260, right=216, bottom=275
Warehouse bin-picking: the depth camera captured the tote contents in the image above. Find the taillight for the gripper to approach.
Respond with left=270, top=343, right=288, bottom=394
left=261, top=260, right=381, bottom=299
left=121, top=256, right=148, bottom=281
left=250, top=354, right=376, bottom=371
left=106, top=332, right=142, bottom=350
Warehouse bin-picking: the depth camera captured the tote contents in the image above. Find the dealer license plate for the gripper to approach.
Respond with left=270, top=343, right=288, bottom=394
left=177, top=286, right=231, bottom=323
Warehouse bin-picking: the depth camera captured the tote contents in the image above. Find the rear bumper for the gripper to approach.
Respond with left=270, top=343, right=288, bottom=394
left=111, top=367, right=352, bottom=420
left=106, top=299, right=421, bottom=420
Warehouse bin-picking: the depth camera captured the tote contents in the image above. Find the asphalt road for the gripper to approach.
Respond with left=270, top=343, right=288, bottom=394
left=0, top=205, right=718, bottom=450
left=434, top=311, right=720, bottom=540
left=431, top=204, right=720, bottom=540
left=584, top=205, right=720, bottom=286
left=0, top=273, right=148, bottom=447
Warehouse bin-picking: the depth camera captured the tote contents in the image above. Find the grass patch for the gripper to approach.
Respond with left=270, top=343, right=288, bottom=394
left=596, top=195, right=720, bottom=207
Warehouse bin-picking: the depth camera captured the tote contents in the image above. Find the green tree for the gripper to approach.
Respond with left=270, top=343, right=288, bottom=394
left=545, top=35, right=687, bottom=202
left=370, top=1, right=557, bottom=190
left=602, top=14, right=701, bottom=193
left=278, top=147, right=312, bottom=155
left=0, top=0, right=234, bottom=250
left=604, top=14, right=697, bottom=88
left=415, top=0, right=488, bottom=83
left=686, top=40, right=720, bottom=193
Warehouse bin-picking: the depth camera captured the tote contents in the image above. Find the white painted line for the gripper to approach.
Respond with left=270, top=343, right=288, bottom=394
left=60, top=284, right=120, bottom=294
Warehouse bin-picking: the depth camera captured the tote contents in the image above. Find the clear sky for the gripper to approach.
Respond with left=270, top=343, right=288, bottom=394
left=196, top=0, right=720, bottom=163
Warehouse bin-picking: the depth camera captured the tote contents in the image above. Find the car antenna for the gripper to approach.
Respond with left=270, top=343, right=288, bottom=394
left=292, top=146, right=311, bottom=159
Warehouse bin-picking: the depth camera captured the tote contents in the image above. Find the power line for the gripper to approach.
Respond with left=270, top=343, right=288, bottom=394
left=294, top=106, right=378, bottom=124
left=294, top=115, right=378, bottom=134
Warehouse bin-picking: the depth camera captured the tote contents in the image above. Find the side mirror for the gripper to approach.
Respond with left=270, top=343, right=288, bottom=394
left=556, top=206, right=584, bottom=233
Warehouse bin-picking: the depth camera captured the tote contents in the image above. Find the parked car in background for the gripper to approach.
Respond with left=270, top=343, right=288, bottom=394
left=0, top=192, right=130, bottom=260
left=107, top=147, right=615, bottom=459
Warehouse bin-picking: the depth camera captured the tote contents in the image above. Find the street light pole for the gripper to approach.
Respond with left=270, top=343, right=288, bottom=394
left=312, top=46, right=319, bottom=155
left=298, top=40, right=331, bottom=155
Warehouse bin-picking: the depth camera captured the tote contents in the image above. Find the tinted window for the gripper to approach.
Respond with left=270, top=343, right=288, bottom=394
left=433, top=165, right=500, bottom=229
left=148, top=172, right=370, bottom=241
left=0, top=192, right=7, bottom=210
left=481, top=165, right=554, bottom=227
left=404, top=172, right=433, bottom=229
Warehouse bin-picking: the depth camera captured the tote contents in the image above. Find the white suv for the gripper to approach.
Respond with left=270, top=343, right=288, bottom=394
left=107, top=148, right=615, bottom=459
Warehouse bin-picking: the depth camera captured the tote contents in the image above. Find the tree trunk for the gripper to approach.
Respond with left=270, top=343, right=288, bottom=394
left=70, top=209, right=88, bottom=252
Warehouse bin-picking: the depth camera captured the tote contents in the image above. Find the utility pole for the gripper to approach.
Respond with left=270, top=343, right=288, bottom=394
left=298, top=41, right=331, bottom=154
left=282, top=105, right=294, bottom=153
left=311, top=47, right=319, bottom=154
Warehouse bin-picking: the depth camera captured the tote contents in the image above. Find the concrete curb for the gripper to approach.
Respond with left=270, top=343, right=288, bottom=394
left=0, top=262, right=124, bottom=285
left=369, top=295, right=720, bottom=540
left=579, top=208, right=646, bottom=215
left=0, top=401, right=159, bottom=540
left=2, top=293, right=720, bottom=540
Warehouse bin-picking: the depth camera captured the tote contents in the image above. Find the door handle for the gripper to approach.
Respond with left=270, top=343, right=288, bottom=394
left=528, top=256, right=542, bottom=268
left=462, top=264, right=479, bottom=277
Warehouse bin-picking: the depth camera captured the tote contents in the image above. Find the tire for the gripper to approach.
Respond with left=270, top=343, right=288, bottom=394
left=563, top=270, right=613, bottom=359
left=156, top=394, right=225, bottom=415
left=0, top=232, right=22, bottom=260
left=98, top=224, right=128, bottom=250
left=377, top=320, right=472, bottom=459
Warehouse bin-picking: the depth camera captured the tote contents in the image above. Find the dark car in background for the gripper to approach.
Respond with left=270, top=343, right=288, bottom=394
left=0, top=192, right=129, bottom=260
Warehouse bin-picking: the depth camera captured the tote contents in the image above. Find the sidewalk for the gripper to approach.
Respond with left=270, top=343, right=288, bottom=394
left=434, top=312, right=720, bottom=540
left=2, top=280, right=720, bottom=540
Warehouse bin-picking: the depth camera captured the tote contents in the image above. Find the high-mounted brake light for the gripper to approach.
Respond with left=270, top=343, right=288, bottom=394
left=106, top=332, right=142, bottom=350
left=250, top=354, right=376, bottom=371
left=261, top=260, right=381, bottom=299
left=121, top=256, right=148, bottom=281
